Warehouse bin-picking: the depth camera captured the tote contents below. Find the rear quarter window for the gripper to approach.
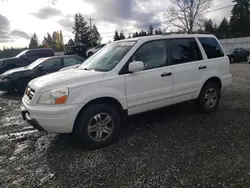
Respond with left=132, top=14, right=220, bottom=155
left=198, top=37, right=224, bottom=59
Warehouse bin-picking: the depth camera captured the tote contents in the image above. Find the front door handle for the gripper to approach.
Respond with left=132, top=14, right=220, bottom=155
left=161, top=72, right=172, bottom=77
left=199, top=65, right=207, bottom=70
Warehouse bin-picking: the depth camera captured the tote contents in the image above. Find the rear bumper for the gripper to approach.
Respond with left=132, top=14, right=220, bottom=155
left=222, top=74, right=232, bottom=88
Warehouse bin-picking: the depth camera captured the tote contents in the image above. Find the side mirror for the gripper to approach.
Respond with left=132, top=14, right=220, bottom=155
left=38, top=65, right=43, bottom=71
left=129, top=61, right=144, bottom=73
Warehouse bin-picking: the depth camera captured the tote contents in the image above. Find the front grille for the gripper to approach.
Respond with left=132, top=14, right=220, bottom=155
left=25, top=86, right=35, bottom=101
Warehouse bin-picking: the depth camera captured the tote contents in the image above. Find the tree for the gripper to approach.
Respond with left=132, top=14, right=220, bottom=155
left=67, top=39, right=75, bottom=46
left=113, top=30, right=120, bottom=41
left=73, top=13, right=91, bottom=46
left=230, top=0, right=250, bottom=37
left=155, top=29, right=159, bottom=35
left=217, top=18, right=230, bottom=39
left=119, top=31, right=125, bottom=40
left=204, top=19, right=217, bottom=34
left=42, top=33, right=53, bottom=47
left=166, top=0, right=212, bottom=33
left=29, top=33, right=38, bottom=49
left=158, top=28, right=163, bottom=35
left=92, top=25, right=101, bottom=46
left=52, top=31, right=57, bottom=46
left=148, top=25, right=153, bottom=35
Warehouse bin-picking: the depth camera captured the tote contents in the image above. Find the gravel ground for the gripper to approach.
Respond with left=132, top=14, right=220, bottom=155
left=0, top=63, right=250, bottom=188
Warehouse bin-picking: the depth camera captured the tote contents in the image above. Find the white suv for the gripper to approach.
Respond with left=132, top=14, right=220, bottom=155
left=21, top=34, right=232, bottom=149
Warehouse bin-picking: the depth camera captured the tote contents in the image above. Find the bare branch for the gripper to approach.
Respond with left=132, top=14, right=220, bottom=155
left=166, top=0, right=213, bottom=33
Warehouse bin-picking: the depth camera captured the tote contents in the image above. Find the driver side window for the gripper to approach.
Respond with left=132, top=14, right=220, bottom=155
left=131, top=40, right=167, bottom=70
left=41, top=58, right=61, bottom=69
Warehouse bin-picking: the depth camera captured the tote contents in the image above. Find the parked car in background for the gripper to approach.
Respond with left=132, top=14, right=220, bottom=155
left=87, top=44, right=106, bottom=57
left=59, top=64, right=81, bottom=72
left=226, top=48, right=250, bottom=63
left=64, top=44, right=88, bottom=58
left=0, top=55, right=85, bottom=93
left=21, top=34, right=232, bottom=149
left=0, top=48, right=55, bottom=75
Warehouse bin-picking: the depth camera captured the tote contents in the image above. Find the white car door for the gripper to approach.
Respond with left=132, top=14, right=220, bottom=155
left=124, top=40, right=174, bottom=115
left=167, top=38, right=205, bottom=104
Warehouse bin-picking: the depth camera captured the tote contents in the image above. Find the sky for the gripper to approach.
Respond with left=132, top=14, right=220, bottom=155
left=0, top=0, right=234, bottom=49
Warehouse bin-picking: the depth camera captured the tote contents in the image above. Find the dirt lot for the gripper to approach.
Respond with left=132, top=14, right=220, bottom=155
left=0, top=63, right=250, bottom=188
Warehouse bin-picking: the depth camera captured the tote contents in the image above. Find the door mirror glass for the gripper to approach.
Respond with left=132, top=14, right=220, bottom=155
left=129, top=61, right=144, bottom=73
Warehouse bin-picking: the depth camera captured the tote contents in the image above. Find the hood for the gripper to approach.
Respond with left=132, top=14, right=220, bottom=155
left=0, top=57, right=19, bottom=63
left=1, top=66, right=28, bottom=76
left=29, top=68, right=105, bottom=92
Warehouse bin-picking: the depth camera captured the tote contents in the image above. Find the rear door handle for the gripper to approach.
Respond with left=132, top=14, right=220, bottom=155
left=161, top=72, right=172, bottom=77
left=199, top=65, right=207, bottom=70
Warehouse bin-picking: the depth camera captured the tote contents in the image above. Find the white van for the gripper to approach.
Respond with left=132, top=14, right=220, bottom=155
left=21, top=34, right=232, bottom=149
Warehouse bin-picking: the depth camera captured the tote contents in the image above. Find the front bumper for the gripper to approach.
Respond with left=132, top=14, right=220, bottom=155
left=21, top=97, right=83, bottom=133
left=21, top=106, right=46, bottom=132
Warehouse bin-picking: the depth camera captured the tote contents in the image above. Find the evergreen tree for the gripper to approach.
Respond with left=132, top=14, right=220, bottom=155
left=73, top=13, right=91, bottom=46
left=148, top=25, right=153, bottom=35
left=113, top=30, right=120, bottom=41
left=29, top=33, right=38, bottom=49
left=92, top=25, right=101, bottom=46
left=204, top=19, right=217, bottom=34
left=217, top=18, right=230, bottom=39
left=67, top=39, right=75, bottom=46
left=230, top=0, right=250, bottom=37
left=155, top=29, right=159, bottom=35
left=119, top=31, right=125, bottom=40
left=158, top=28, right=163, bottom=35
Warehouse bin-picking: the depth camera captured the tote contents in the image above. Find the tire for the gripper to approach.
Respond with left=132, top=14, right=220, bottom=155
left=16, top=78, right=30, bottom=94
left=73, top=104, right=121, bottom=149
left=196, top=82, right=221, bottom=113
left=88, top=52, right=93, bottom=57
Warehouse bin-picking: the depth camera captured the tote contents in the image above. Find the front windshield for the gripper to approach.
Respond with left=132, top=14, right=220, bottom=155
left=16, top=50, right=28, bottom=58
left=79, top=41, right=135, bottom=72
left=28, top=58, right=45, bottom=69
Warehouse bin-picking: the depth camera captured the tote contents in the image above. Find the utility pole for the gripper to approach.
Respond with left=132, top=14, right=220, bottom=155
left=88, top=18, right=95, bottom=47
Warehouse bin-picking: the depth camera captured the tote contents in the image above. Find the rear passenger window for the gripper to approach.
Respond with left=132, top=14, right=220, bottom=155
left=168, top=38, right=202, bottom=65
left=198, top=37, right=224, bottom=59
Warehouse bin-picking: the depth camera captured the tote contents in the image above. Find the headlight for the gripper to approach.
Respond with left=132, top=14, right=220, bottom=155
left=38, top=88, right=69, bottom=105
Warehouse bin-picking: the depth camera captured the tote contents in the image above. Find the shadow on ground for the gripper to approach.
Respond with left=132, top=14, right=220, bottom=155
left=0, top=92, right=23, bottom=101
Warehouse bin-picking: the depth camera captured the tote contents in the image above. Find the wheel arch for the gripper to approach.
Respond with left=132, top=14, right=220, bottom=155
left=73, top=97, right=128, bottom=131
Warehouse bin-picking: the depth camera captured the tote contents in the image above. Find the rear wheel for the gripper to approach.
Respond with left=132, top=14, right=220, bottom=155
left=196, top=82, right=221, bottom=113
left=16, top=78, right=30, bottom=94
left=73, top=104, right=121, bottom=149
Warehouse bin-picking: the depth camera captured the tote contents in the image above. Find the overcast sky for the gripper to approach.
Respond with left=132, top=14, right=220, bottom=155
left=0, top=0, right=234, bottom=49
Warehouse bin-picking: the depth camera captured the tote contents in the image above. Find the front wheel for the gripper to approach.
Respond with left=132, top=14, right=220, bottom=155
left=73, top=104, right=121, bottom=149
left=196, top=82, right=221, bottom=113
